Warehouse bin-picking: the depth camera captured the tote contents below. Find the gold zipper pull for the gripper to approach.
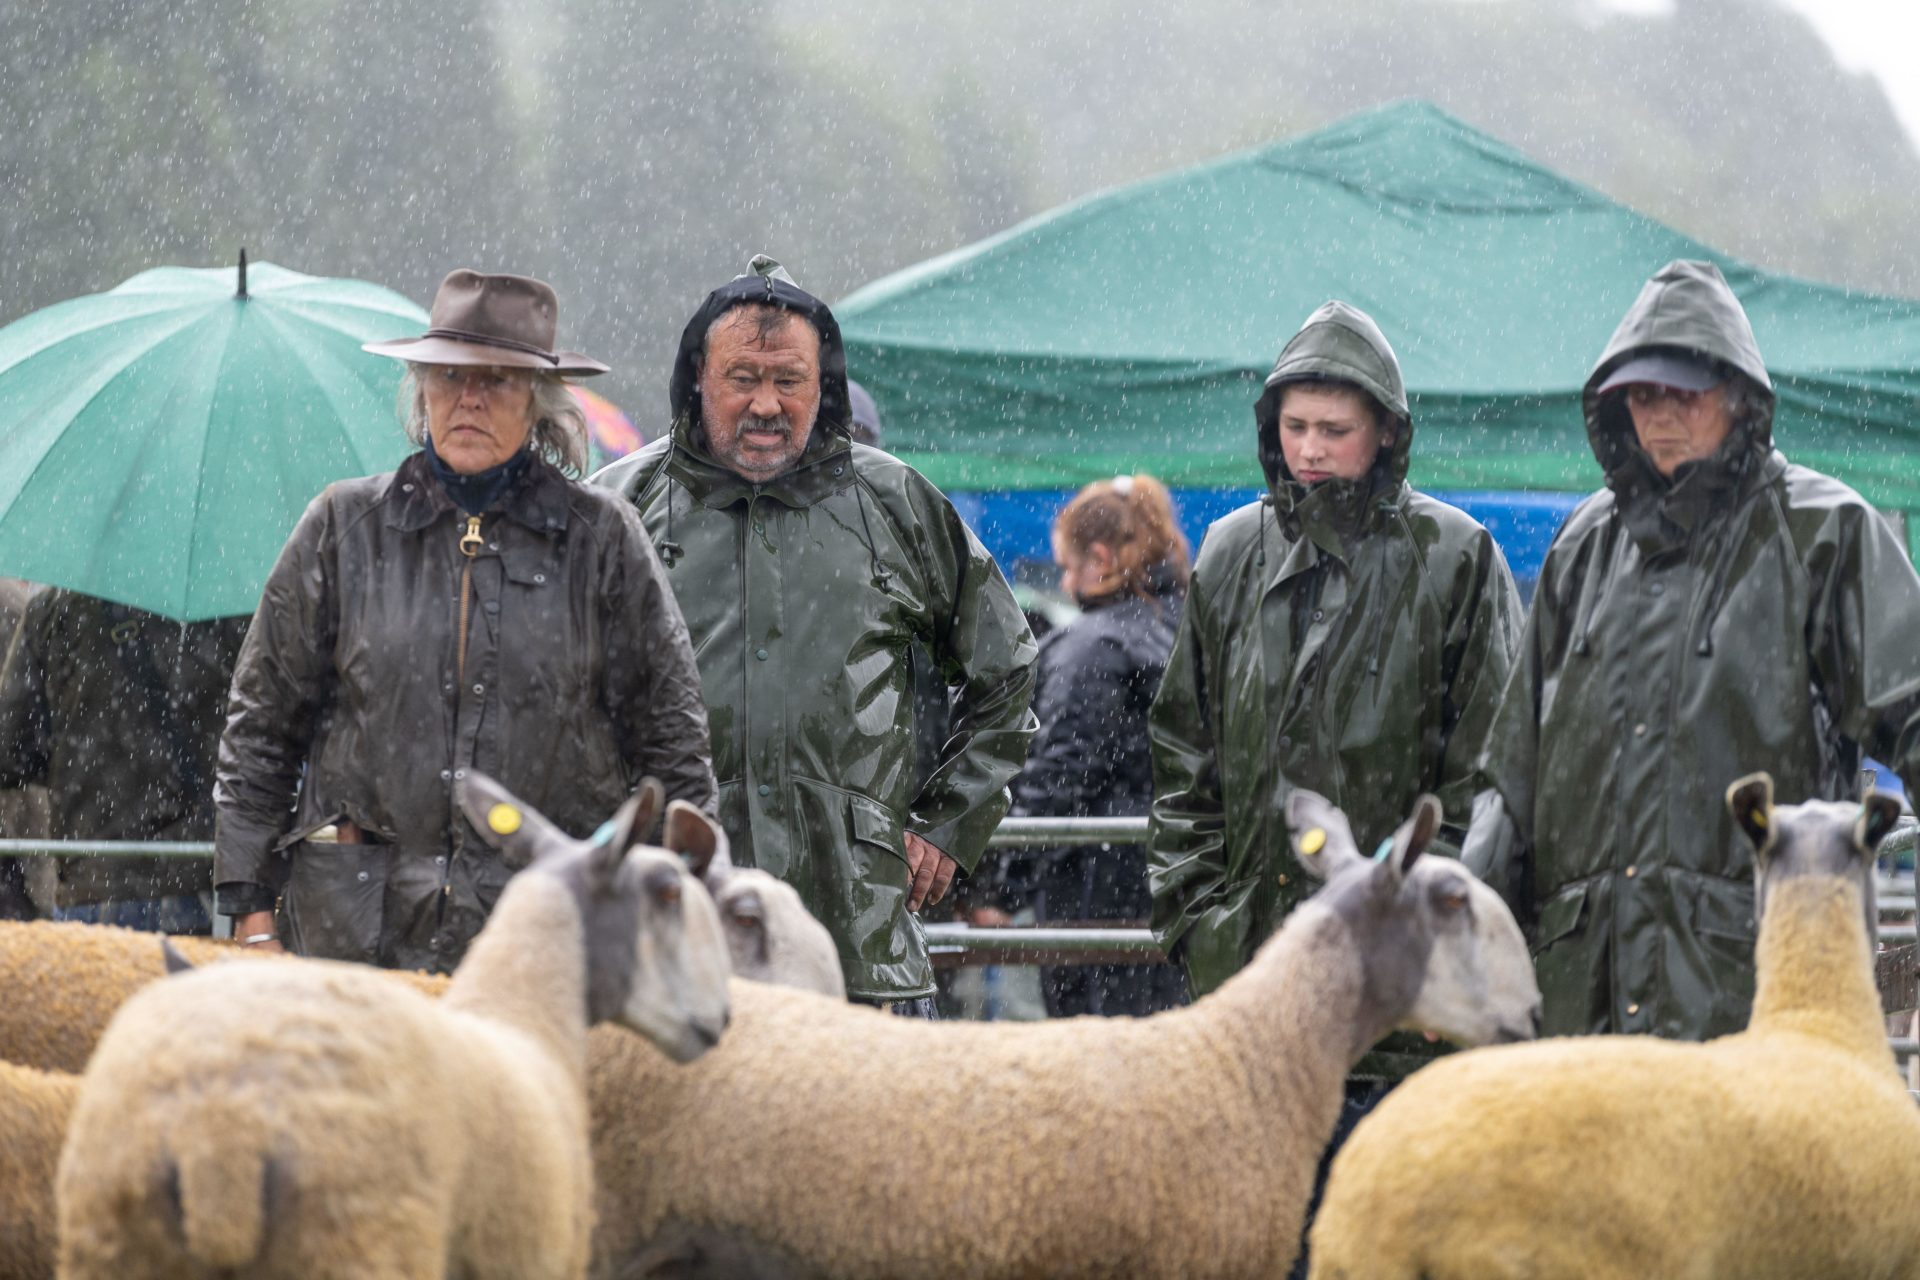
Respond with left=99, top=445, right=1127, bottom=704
left=459, top=515, right=484, bottom=558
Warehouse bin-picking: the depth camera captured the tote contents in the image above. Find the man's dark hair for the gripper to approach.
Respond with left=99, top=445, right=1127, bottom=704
left=704, top=301, right=822, bottom=354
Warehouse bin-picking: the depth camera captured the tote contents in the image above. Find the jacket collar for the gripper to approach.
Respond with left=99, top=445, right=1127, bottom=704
left=383, top=449, right=573, bottom=534
left=665, top=416, right=856, bottom=510
left=1607, top=432, right=1782, bottom=555
left=1269, top=468, right=1406, bottom=565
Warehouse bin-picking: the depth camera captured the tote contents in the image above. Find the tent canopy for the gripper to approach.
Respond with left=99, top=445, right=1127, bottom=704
left=837, top=101, right=1920, bottom=536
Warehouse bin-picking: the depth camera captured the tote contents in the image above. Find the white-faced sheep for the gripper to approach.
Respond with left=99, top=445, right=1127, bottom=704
left=584, top=789, right=1541, bottom=1280
left=55, top=775, right=733, bottom=1280
left=1306, top=774, right=1920, bottom=1280
left=668, top=801, right=846, bottom=999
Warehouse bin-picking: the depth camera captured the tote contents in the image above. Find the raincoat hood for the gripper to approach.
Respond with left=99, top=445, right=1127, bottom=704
left=1254, top=301, right=1413, bottom=536
left=1583, top=259, right=1776, bottom=491
left=668, top=255, right=854, bottom=448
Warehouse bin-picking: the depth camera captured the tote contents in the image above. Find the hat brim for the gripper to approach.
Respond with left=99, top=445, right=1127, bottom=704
left=362, top=334, right=610, bottom=378
left=1597, top=353, right=1717, bottom=396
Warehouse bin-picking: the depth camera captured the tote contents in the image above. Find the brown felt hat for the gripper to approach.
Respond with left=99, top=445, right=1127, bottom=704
left=363, top=269, right=609, bottom=377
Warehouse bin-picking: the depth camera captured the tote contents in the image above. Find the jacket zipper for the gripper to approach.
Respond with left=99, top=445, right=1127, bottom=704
left=446, top=514, right=484, bottom=922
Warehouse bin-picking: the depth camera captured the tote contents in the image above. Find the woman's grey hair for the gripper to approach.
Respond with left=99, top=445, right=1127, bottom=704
left=399, top=365, right=590, bottom=475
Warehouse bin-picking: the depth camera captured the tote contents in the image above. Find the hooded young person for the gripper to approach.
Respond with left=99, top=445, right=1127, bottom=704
left=1148, top=300, right=1523, bottom=1044
left=593, top=258, right=1037, bottom=1009
left=1468, top=259, right=1920, bottom=1041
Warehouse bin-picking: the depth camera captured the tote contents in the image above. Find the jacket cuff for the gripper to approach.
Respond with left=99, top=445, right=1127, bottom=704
left=216, top=881, right=278, bottom=916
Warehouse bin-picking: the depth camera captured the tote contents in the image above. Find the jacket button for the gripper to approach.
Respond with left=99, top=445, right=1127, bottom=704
left=1633, top=722, right=1647, bottom=737
left=1276, top=873, right=1289, bottom=886
left=454, top=769, right=466, bottom=780
left=1626, top=1002, right=1641, bottom=1016
left=1312, top=609, right=1325, bottom=622
left=833, top=465, right=845, bottom=476
left=440, top=769, right=452, bottom=782
left=757, top=784, right=771, bottom=796
left=402, top=482, right=415, bottom=492
left=1624, top=864, right=1637, bottom=878
left=473, top=683, right=485, bottom=695
left=1649, top=582, right=1664, bottom=595
left=1278, top=735, right=1292, bottom=749
left=756, top=648, right=769, bottom=661
left=484, top=600, right=499, bottom=614
left=533, top=573, right=545, bottom=584
left=435, top=855, right=446, bottom=866
left=356, top=870, right=369, bottom=882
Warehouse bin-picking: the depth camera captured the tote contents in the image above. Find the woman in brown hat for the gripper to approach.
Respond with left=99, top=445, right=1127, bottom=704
left=211, top=270, right=717, bottom=972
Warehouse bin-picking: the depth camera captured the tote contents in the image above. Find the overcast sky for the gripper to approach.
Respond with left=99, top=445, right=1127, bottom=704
left=1610, top=0, right=1920, bottom=147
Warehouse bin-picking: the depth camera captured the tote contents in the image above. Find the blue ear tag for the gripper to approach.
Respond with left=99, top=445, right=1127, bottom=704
left=590, top=819, right=618, bottom=846
left=1373, top=838, right=1394, bottom=863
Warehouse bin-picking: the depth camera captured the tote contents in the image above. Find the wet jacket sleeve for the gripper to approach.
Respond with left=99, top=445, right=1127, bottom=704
left=906, top=497, right=1038, bottom=875
left=1811, top=505, right=1920, bottom=795
left=212, top=495, right=340, bottom=913
left=0, top=596, right=51, bottom=790
left=599, top=506, right=718, bottom=813
left=1146, top=577, right=1225, bottom=952
left=1433, top=531, right=1525, bottom=825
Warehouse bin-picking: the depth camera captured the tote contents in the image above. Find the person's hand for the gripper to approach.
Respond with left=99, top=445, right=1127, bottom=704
left=234, top=910, right=285, bottom=954
left=969, top=906, right=1012, bottom=928
left=903, top=832, right=957, bottom=912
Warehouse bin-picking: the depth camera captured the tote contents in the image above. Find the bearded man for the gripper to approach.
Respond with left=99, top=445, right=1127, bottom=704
left=594, top=258, right=1037, bottom=1012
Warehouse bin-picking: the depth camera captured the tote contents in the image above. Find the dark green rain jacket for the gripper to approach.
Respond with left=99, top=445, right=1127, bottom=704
left=1477, top=259, right=1920, bottom=1040
left=593, top=268, right=1037, bottom=1000
left=1148, top=301, right=1523, bottom=1074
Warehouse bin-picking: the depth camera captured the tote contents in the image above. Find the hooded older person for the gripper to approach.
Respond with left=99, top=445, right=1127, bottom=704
left=593, top=257, right=1036, bottom=1012
left=1469, top=259, right=1920, bottom=1041
left=214, top=270, right=715, bottom=972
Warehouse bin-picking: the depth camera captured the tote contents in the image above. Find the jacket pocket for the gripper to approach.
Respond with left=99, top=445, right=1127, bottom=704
left=282, top=841, right=391, bottom=964
left=1532, top=879, right=1605, bottom=1034
left=1669, top=870, right=1758, bottom=1036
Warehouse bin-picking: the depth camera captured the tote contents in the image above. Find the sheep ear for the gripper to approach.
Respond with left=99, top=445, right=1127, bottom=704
left=663, top=800, right=732, bottom=886
left=459, top=772, right=566, bottom=870
left=1288, top=788, right=1362, bottom=881
left=1858, top=791, right=1902, bottom=854
left=1725, top=772, right=1775, bottom=855
left=1382, top=794, right=1443, bottom=888
left=161, top=937, right=195, bottom=975
left=587, top=779, right=664, bottom=891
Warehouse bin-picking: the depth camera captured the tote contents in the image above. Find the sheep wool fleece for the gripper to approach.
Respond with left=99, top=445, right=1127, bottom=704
left=56, top=876, right=598, bottom=1280
left=0, top=1060, right=74, bottom=1280
left=1307, top=878, right=1920, bottom=1280
left=587, top=905, right=1372, bottom=1280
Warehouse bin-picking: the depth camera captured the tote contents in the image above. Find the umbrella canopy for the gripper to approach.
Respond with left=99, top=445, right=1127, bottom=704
left=0, top=259, right=426, bottom=620
left=838, top=101, right=1920, bottom=553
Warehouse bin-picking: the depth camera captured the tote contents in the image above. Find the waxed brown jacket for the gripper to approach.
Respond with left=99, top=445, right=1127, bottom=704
left=214, top=450, right=715, bottom=972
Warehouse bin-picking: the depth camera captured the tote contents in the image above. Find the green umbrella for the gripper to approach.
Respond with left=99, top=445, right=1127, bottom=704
left=0, top=255, right=427, bottom=621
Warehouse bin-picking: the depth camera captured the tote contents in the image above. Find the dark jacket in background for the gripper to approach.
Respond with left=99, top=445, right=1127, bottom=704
left=1007, top=580, right=1190, bottom=1016
left=0, top=588, right=246, bottom=907
left=1148, top=301, right=1523, bottom=1076
left=1475, top=259, right=1920, bottom=1041
left=214, top=450, right=715, bottom=973
left=593, top=269, right=1037, bottom=1000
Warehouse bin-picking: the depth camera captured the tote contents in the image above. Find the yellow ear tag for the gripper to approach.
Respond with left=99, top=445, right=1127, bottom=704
left=487, top=804, right=523, bottom=836
left=1752, top=810, right=1768, bottom=828
left=1300, top=828, right=1326, bottom=856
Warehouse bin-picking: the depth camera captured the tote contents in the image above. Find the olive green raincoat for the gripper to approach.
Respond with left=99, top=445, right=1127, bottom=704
left=593, top=270, right=1037, bottom=1001
left=1148, top=301, right=1523, bottom=1074
left=1476, top=259, right=1920, bottom=1040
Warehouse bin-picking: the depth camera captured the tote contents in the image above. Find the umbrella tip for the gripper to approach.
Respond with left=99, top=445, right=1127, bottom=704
left=237, top=247, right=249, bottom=300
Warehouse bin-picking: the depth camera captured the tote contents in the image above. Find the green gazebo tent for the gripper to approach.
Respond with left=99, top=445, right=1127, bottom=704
left=837, top=101, right=1920, bottom=552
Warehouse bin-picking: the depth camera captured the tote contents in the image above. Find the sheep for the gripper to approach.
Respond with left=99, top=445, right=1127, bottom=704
left=0, top=1060, right=76, bottom=1280
left=667, top=800, right=846, bottom=999
left=0, top=923, right=241, bottom=1073
left=583, top=788, right=1542, bottom=1280
left=1306, top=773, right=1920, bottom=1280
left=54, top=774, right=733, bottom=1280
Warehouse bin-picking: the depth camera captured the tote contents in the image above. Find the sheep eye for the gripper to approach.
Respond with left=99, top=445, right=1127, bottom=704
left=650, top=879, right=682, bottom=909
left=1439, top=890, right=1468, bottom=913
